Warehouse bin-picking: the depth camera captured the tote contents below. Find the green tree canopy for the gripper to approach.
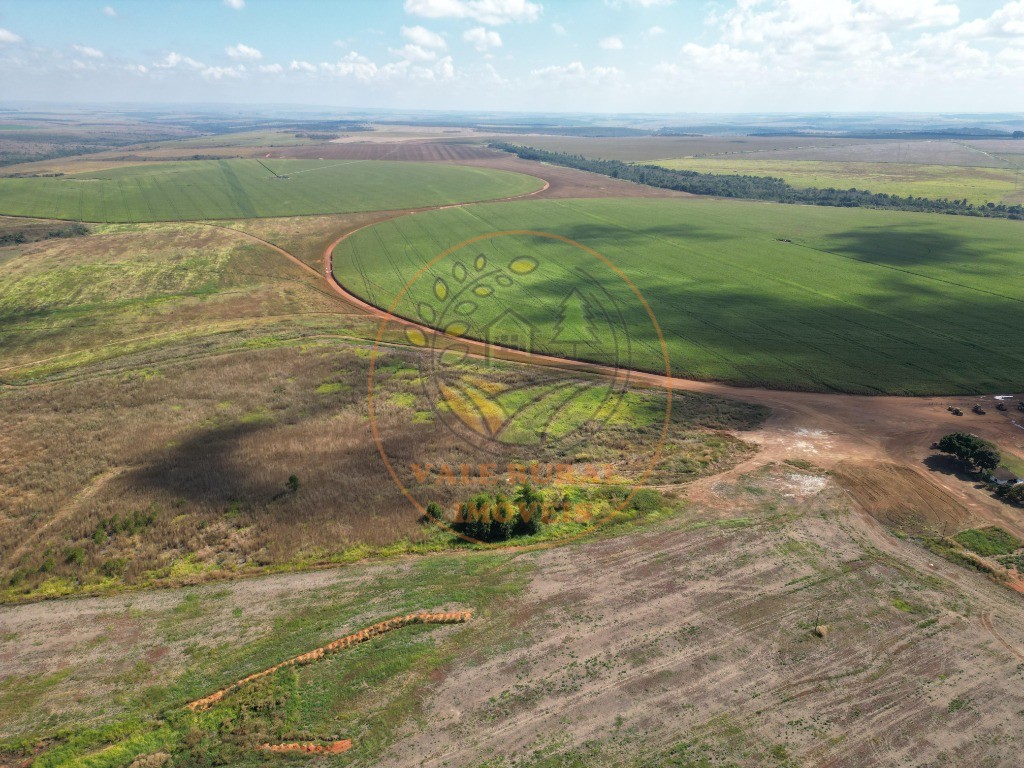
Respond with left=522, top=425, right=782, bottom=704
left=937, top=432, right=1001, bottom=472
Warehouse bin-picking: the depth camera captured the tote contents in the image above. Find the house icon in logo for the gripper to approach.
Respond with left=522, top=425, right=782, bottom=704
left=481, top=308, right=536, bottom=361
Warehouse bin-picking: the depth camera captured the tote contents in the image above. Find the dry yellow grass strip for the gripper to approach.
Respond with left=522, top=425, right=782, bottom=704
left=186, top=610, right=473, bottom=712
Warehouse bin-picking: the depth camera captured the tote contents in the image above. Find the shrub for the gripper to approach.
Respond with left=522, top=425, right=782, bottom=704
left=64, top=546, right=85, bottom=565
left=421, top=501, right=444, bottom=524
left=100, top=558, right=129, bottom=578
left=630, top=488, right=663, bottom=513
left=96, top=509, right=156, bottom=539
left=953, top=526, right=1021, bottom=557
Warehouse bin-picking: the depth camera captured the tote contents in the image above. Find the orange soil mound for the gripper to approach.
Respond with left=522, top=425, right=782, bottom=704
left=186, top=610, right=472, bottom=712
left=260, top=740, right=353, bottom=754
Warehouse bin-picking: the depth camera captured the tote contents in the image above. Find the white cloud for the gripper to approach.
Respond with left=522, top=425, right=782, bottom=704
left=605, top=0, right=674, bottom=6
left=258, top=62, right=284, bottom=73
left=401, top=25, right=447, bottom=48
left=223, top=0, right=245, bottom=8
left=647, top=25, right=666, bottom=36
left=436, top=55, right=455, bottom=78
left=464, top=26, right=502, bottom=51
left=404, top=0, right=542, bottom=25
left=551, top=22, right=566, bottom=35
left=483, top=61, right=507, bottom=84
left=283, top=50, right=457, bottom=84
left=391, top=43, right=438, bottom=61
left=859, top=0, right=960, bottom=28
left=317, top=52, right=378, bottom=81
left=997, top=45, right=1024, bottom=65
left=72, top=44, right=104, bottom=58
left=599, top=35, right=624, bottom=50
left=154, top=52, right=204, bottom=69
left=713, top=0, right=916, bottom=65
left=201, top=65, right=245, bottom=80
left=0, top=28, right=22, bottom=44
left=946, top=0, right=1024, bottom=40
left=102, top=5, right=117, bottom=17
left=125, top=63, right=147, bottom=74
left=530, top=61, right=621, bottom=83
left=680, top=42, right=761, bottom=70
left=640, top=0, right=1024, bottom=108
left=225, top=43, right=262, bottom=60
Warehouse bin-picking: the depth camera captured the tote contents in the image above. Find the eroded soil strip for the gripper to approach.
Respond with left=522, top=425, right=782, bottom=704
left=186, top=610, right=473, bottom=712
left=260, top=740, right=353, bottom=754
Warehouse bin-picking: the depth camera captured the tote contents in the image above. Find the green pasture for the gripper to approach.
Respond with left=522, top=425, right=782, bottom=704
left=652, top=157, right=1024, bottom=205
left=333, top=197, right=1024, bottom=395
left=0, top=159, right=543, bottom=222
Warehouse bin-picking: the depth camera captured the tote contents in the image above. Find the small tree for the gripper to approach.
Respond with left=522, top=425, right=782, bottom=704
left=513, top=483, right=544, bottom=536
left=422, top=501, right=443, bottom=524
left=286, top=475, right=300, bottom=493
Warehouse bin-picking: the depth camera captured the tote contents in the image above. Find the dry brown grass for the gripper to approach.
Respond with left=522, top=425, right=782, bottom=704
left=0, top=339, right=762, bottom=599
left=0, top=218, right=765, bottom=600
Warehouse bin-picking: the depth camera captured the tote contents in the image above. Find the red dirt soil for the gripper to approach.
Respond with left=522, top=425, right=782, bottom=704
left=260, top=740, right=352, bottom=754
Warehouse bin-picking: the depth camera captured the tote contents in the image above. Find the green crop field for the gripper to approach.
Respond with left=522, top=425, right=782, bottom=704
left=652, top=157, right=1024, bottom=205
left=334, top=197, right=1024, bottom=395
left=0, top=159, right=544, bottom=222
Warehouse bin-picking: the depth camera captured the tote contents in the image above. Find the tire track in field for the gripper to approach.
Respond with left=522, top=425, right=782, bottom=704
left=5, top=466, right=127, bottom=566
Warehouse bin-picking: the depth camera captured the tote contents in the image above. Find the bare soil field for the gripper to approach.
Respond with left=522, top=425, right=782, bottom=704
left=279, top=140, right=495, bottom=162
left=487, top=134, right=874, bottom=161
left=735, top=139, right=1015, bottom=167
left=378, top=465, right=1024, bottom=767
left=831, top=460, right=971, bottom=533
left=5, top=463, right=1024, bottom=766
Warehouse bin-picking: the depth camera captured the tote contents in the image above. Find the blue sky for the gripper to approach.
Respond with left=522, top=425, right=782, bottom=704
left=0, top=0, right=1021, bottom=112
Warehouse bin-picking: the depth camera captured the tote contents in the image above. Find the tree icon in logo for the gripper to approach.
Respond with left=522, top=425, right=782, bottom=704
left=550, top=288, right=599, bottom=358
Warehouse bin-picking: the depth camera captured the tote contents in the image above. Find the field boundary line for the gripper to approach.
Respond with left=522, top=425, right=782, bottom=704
left=185, top=610, right=473, bottom=712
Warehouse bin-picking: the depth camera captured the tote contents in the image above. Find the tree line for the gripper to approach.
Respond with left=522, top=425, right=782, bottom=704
left=490, top=142, right=1024, bottom=220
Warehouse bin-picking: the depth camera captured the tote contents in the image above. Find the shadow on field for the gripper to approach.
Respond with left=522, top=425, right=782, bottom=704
left=127, top=420, right=286, bottom=505
left=923, top=453, right=986, bottom=486
left=558, top=221, right=737, bottom=249
left=823, top=226, right=1017, bottom=268
left=521, top=275, right=1024, bottom=394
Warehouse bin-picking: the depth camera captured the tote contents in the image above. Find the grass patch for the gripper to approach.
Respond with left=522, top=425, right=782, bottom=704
left=652, top=157, right=1022, bottom=205
left=953, top=526, right=1022, bottom=557
left=0, top=159, right=544, bottom=222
